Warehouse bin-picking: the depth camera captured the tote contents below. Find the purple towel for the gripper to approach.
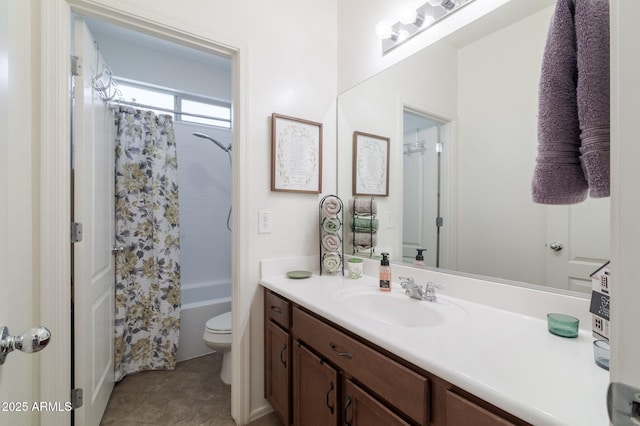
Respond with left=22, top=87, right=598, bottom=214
left=532, top=0, right=609, bottom=204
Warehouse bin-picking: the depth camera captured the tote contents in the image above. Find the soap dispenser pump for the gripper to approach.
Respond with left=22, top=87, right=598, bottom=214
left=414, top=248, right=426, bottom=267
left=379, top=252, right=391, bottom=292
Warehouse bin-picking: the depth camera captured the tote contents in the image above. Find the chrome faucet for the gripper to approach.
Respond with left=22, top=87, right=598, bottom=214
left=399, top=276, right=441, bottom=302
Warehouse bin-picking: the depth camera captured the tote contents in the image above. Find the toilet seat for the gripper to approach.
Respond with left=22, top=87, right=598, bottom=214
left=205, top=311, right=231, bottom=334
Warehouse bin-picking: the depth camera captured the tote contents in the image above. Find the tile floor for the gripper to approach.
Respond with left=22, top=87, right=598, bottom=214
left=100, top=353, right=283, bottom=426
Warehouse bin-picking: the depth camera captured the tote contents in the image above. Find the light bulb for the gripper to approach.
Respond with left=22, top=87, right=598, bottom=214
left=399, top=7, right=418, bottom=25
left=397, top=29, right=411, bottom=42
left=375, top=21, right=395, bottom=40
left=426, top=0, right=441, bottom=6
left=423, top=15, right=436, bottom=27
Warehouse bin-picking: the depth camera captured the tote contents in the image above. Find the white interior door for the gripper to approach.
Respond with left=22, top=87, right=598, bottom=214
left=73, top=18, right=116, bottom=426
left=546, top=198, right=610, bottom=293
left=0, top=1, right=38, bottom=423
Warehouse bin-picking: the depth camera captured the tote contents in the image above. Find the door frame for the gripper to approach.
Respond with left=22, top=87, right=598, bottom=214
left=40, top=1, right=250, bottom=424
left=610, top=0, right=640, bottom=392
left=400, top=99, right=457, bottom=271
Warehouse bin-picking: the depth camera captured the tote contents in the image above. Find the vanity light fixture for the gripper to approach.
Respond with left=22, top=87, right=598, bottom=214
left=376, top=0, right=475, bottom=54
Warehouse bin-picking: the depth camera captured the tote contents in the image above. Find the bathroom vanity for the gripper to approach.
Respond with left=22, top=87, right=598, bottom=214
left=260, top=256, right=609, bottom=426
left=265, top=288, right=528, bottom=425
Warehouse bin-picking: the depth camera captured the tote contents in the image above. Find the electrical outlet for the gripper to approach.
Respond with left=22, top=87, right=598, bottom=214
left=258, top=210, right=272, bottom=234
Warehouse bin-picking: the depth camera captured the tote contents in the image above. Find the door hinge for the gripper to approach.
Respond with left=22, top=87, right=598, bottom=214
left=436, top=217, right=444, bottom=227
left=71, top=222, right=83, bottom=243
left=71, top=55, right=82, bottom=77
left=70, top=388, right=83, bottom=409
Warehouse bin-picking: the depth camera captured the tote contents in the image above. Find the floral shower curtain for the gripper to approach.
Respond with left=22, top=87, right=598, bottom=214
left=114, top=107, right=181, bottom=381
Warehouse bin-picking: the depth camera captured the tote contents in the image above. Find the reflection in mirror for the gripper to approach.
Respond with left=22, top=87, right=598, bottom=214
left=338, top=0, right=610, bottom=295
left=402, top=111, right=448, bottom=268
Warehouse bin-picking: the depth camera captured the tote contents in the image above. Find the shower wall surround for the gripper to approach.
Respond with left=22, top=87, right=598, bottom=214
left=174, top=122, right=232, bottom=290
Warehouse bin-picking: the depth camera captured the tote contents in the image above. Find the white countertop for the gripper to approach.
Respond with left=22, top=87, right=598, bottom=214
left=259, top=257, right=609, bottom=426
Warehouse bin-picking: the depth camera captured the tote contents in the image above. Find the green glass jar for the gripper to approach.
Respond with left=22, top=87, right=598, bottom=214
left=347, top=257, right=363, bottom=279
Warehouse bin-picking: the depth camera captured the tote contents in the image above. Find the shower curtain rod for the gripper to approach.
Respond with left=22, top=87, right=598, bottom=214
left=109, top=100, right=231, bottom=124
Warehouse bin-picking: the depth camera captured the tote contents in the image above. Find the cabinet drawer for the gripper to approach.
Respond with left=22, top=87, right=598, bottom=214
left=266, top=290, right=291, bottom=329
left=293, top=307, right=429, bottom=425
left=445, top=391, right=515, bottom=426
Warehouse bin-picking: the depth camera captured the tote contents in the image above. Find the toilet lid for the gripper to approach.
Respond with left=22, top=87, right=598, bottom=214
left=206, top=311, right=232, bottom=333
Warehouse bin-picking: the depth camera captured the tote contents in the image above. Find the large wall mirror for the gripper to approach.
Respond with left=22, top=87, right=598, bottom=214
left=337, top=0, right=610, bottom=295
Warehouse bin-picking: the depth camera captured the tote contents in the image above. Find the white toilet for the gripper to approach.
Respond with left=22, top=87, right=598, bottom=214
left=203, top=311, right=232, bottom=385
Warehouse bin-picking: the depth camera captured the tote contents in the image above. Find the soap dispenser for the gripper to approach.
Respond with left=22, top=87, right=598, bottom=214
left=414, top=249, right=426, bottom=267
left=379, top=252, right=391, bottom=292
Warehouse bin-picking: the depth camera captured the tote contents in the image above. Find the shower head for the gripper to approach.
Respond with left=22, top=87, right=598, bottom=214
left=192, top=132, right=232, bottom=153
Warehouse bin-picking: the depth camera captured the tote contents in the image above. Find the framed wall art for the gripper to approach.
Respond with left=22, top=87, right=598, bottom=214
left=271, top=113, right=323, bottom=193
left=352, top=131, right=390, bottom=196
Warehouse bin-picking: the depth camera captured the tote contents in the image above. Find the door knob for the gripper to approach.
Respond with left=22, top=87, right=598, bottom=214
left=549, top=242, right=563, bottom=251
left=0, top=326, right=51, bottom=365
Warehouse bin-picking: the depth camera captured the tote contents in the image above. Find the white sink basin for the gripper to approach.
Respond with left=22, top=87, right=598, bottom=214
left=338, top=288, right=467, bottom=328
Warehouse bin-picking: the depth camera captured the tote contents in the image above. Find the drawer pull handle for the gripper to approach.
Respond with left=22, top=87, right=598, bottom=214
left=279, top=343, right=287, bottom=367
left=329, top=342, right=352, bottom=359
left=343, top=395, right=353, bottom=426
left=326, top=381, right=335, bottom=414
left=270, top=306, right=282, bottom=314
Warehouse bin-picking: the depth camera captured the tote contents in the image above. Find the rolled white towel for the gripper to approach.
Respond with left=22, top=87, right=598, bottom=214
left=348, top=198, right=377, bottom=215
left=322, top=252, right=341, bottom=273
left=351, top=232, right=377, bottom=249
left=322, top=234, right=341, bottom=252
left=322, top=195, right=341, bottom=216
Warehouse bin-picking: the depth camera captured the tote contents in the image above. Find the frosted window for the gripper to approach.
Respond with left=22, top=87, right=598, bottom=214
left=117, top=83, right=175, bottom=118
left=181, top=99, right=231, bottom=128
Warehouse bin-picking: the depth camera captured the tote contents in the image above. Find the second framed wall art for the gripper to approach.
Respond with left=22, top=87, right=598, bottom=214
left=352, top=131, right=390, bottom=196
left=271, top=113, right=323, bottom=193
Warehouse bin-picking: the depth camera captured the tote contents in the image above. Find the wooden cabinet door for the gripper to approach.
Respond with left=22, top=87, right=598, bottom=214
left=342, top=379, right=411, bottom=426
left=445, top=391, right=515, bottom=426
left=266, top=321, right=291, bottom=425
left=293, top=343, right=339, bottom=426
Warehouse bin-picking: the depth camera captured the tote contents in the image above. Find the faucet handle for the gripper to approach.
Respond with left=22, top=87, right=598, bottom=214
left=399, top=276, right=415, bottom=289
left=424, top=282, right=441, bottom=302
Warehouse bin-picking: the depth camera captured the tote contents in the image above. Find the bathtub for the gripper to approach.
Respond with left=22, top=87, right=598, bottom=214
left=176, top=280, right=232, bottom=362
